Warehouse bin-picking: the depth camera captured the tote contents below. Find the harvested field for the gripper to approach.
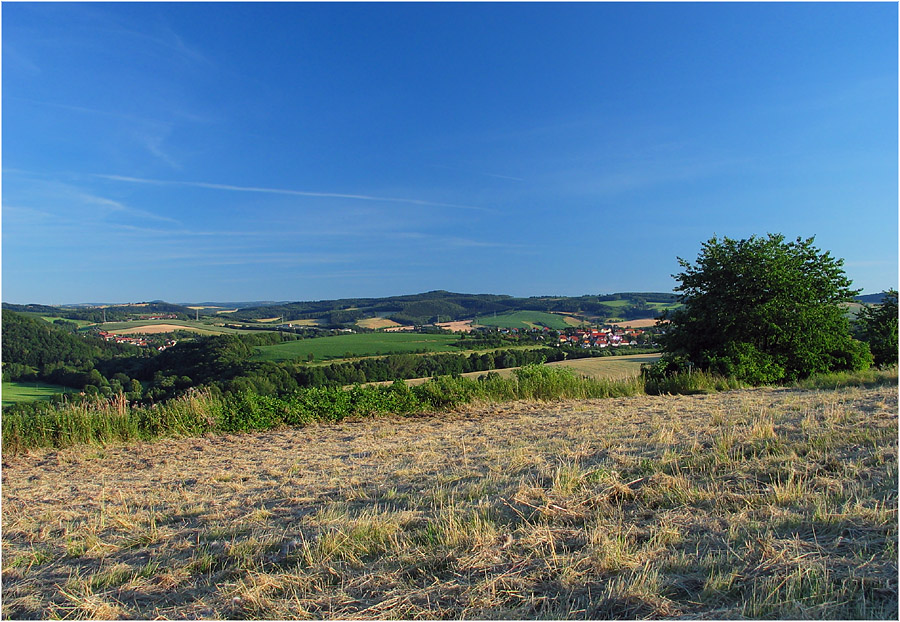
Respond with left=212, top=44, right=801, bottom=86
left=101, top=321, right=258, bottom=336
left=612, top=318, right=660, bottom=329
left=111, top=324, right=197, bottom=335
left=435, top=320, right=475, bottom=332
left=357, top=318, right=403, bottom=330
left=3, top=384, right=896, bottom=619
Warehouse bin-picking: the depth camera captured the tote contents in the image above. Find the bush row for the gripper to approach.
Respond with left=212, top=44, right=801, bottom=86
left=3, top=365, right=895, bottom=455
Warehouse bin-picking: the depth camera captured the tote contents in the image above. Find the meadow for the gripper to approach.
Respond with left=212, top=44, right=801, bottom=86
left=1, top=381, right=76, bottom=407
left=474, top=310, right=575, bottom=330
left=2, top=375, right=896, bottom=619
left=252, top=332, right=463, bottom=362
left=370, top=353, right=662, bottom=387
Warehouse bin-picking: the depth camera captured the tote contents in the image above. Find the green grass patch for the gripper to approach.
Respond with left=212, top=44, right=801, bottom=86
left=252, top=332, right=463, bottom=362
left=647, top=301, right=680, bottom=311
left=2, top=382, right=77, bottom=407
left=0, top=366, right=646, bottom=454
left=474, top=310, right=572, bottom=330
left=599, top=299, right=632, bottom=308
left=793, top=366, right=898, bottom=390
left=38, top=316, right=96, bottom=327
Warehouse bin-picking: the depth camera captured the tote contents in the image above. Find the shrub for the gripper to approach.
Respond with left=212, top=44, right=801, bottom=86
left=662, top=234, right=871, bottom=382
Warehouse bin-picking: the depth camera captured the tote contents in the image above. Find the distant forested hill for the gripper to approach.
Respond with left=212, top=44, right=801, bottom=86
left=1, top=291, right=679, bottom=328
left=855, top=292, right=894, bottom=304
left=1, top=310, right=146, bottom=387
left=1, top=302, right=193, bottom=323
left=227, top=291, right=678, bottom=325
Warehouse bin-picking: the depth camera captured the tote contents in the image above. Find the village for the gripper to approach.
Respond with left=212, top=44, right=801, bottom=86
left=483, top=325, right=649, bottom=348
left=557, top=327, right=646, bottom=348
left=97, top=330, right=178, bottom=351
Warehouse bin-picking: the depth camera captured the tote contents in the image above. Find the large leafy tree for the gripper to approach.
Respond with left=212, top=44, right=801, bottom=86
left=659, top=234, right=871, bottom=383
left=858, top=289, right=898, bottom=367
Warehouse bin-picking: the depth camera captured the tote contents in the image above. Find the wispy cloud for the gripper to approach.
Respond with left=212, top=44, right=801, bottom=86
left=132, top=251, right=356, bottom=268
left=76, top=192, right=183, bottom=225
left=9, top=97, right=185, bottom=167
left=93, top=174, right=494, bottom=212
left=431, top=164, right=524, bottom=182
left=482, top=172, right=525, bottom=182
left=8, top=96, right=169, bottom=126
left=3, top=43, right=42, bottom=75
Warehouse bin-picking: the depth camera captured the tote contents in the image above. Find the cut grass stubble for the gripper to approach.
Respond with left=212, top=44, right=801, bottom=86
left=2, top=370, right=897, bottom=619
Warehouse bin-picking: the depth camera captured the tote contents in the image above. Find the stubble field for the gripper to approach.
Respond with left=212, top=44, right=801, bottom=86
left=2, top=383, right=897, bottom=619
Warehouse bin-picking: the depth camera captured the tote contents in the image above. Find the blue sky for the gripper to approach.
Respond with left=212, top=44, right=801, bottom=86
left=2, top=2, right=897, bottom=305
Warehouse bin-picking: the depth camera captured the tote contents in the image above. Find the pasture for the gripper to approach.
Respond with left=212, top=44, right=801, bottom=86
left=39, top=316, right=95, bottom=327
left=474, top=310, right=574, bottom=330
left=2, top=381, right=75, bottom=407
left=3, top=382, right=895, bottom=619
left=370, top=353, right=661, bottom=387
left=252, top=332, right=463, bottom=362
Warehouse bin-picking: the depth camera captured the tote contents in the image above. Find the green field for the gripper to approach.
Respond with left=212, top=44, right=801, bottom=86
left=474, top=310, right=572, bottom=330
left=370, top=353, right=661, bottom=386
left=843, top=302, right=865, bottom=319
left=253, top=332, right=463, bottom=362
left=37, top=316, right=96, bottom=327
left=598, top=299, right=632, bottom=308
left=648, top=301, right=680, bottom=311
left=2, top=382, right=76, bottom=407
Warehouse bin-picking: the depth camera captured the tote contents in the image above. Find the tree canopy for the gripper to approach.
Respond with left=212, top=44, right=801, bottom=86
left=658, top=234, right=871, bottom=383
left=858, top=289, right=898, bottom=368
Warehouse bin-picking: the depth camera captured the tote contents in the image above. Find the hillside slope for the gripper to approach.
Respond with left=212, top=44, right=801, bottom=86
left=3, top=384, right=896, bottom=619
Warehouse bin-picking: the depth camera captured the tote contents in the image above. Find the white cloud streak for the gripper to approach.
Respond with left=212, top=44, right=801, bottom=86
left=76, top=192, right=183, bottom=225
left=93, top=174, right=494, bottom=212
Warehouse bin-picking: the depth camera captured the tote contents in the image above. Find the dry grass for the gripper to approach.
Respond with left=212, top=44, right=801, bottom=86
left=612, top=318, right=660, bottom=329
left=434, top=320, right=475, bottom=332
left=357, top=318, right=404, bottom=330
left=113, top=324, right=200, bottom=335
left=2, top=385, right=896, bottom=619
